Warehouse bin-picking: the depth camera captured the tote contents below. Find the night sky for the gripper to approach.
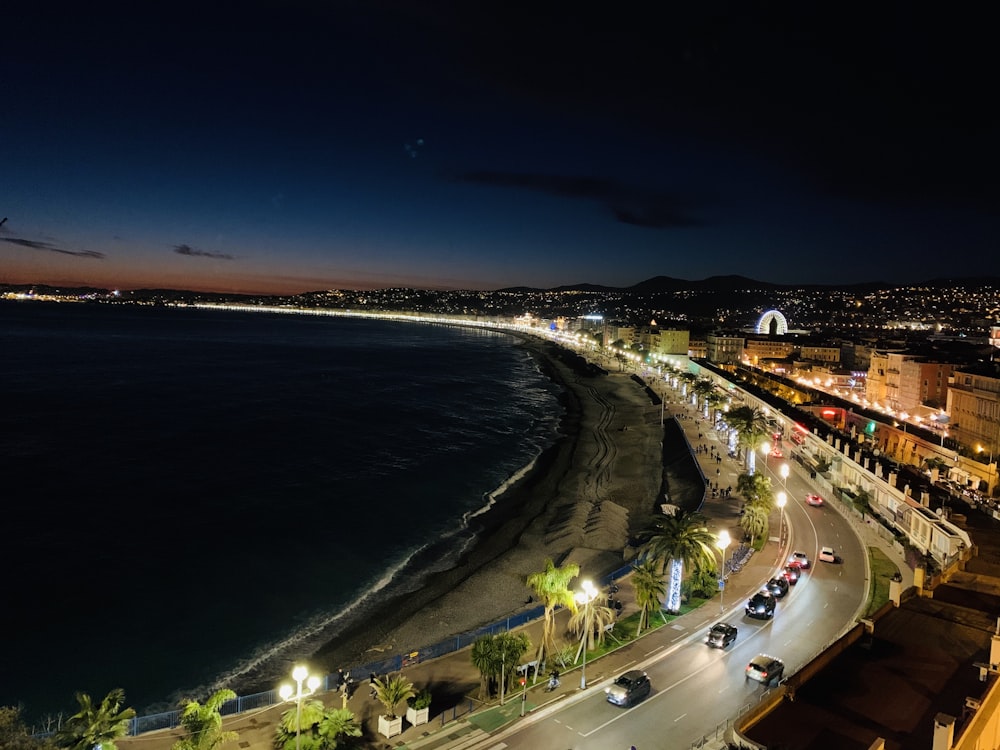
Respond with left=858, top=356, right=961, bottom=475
left=2, top=4, right=997, bottom=295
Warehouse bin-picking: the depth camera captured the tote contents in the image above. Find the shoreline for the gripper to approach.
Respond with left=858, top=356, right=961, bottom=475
left=294, top=336, right=665, bottom=686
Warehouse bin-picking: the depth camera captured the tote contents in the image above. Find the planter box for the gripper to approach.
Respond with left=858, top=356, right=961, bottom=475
left=406, top=705, right=430, bottom=726
left=378, top=715, right=403, bottom=738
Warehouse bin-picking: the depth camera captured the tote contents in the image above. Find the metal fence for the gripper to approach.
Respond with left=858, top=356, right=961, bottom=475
left=127, top=562, right=637, bottom=737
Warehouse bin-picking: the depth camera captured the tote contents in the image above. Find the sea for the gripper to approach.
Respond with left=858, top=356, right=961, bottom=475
left=0, top=300, right=563, bottom=721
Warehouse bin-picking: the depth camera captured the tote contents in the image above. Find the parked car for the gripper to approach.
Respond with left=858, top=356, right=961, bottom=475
left=819, top=546, right=837, bottom=563
left=771, top=446, right=783, bottom=458
left=745, top=654, right=785, bottom=685
left=781, top=564, right=802, bottom=584
left=805, top=493, right=824, bottom=507
left=605, top=670, right=651, bottom=707
left=765, top=577, right=790, bottom=598
left=788, top=551, right=811, bottom=568
left=745, top=591, right=776, bottom=619
left=706, top=622, right=738, bottom=648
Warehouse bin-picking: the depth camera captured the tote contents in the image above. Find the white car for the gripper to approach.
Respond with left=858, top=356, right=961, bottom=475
left=819, top=546, right=836, bottom=563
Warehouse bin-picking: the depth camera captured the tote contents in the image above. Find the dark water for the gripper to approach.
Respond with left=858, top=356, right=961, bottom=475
left=0, top=301, right=561, bottom=719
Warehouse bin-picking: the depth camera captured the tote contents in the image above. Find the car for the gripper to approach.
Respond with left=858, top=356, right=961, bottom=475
left=819, top=546, right=837, bottom=563
left=788, top=551, right=811, bottom=569
left=706, top=622, right=738, bottom=648
left=771, top=446, right=783, bottom=458
left=605, top=670, right=651, bottom=707
left=765, top=576, right=790, bottom=598
left=745, top=654, right=785, bottom=685
left=781, top=564, right=802, bottom=584
left=745, top=591, right=776, bottom=619
left=805, top=493, right=824, bottom=507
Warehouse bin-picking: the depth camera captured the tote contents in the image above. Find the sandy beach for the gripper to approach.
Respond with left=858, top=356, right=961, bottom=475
left=305, top=335, right=667, bottom=680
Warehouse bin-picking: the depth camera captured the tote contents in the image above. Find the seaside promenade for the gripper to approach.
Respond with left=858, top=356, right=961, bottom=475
left=122, top=367, right=909, bottom=750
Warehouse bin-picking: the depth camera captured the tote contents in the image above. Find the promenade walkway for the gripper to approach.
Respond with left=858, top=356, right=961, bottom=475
left=124, top=370, right=906, bottom=750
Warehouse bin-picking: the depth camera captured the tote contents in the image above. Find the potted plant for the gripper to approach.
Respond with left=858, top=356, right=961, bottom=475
left=373, top=673, right=414, bottom=738
left=405, top=689, right=432, bottom=726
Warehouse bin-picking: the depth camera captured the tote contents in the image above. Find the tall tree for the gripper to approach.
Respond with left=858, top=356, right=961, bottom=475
left=726, top=406, right=771, bottom=474
left=568, top=603, right=617, bottom=659
left=526, top=559, right=579, bottom=667
left=631, top=561, right=666, bottom=635
left=469, top=632, right=531, bottom=701
left=172, top=689, right=238, bottom=750
left=693, top=379, right=715, bottom=417
left=641, top=510, right=717, bottom=613
left=740, top=504, right=769, bottom=545
left=54, top=689, right=135, bottom=750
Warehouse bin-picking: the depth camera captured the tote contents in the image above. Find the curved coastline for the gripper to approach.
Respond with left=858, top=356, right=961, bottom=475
left=294, top=336, right=665, bottom=686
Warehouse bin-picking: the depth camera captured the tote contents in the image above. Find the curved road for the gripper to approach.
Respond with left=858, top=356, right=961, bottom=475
left=486, top=467, right=869, bottom=749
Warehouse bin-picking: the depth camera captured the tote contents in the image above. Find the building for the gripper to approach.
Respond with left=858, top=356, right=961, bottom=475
left=705, top=332, right=744, bottom=365
left=948, top=365, right=1000, bottom=463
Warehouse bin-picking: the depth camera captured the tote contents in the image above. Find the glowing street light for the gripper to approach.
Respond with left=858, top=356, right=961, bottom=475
left=761, top=441, right=772, bottom=472
left=279, top=666, right=322, bottom=750
left=779, top=462, right=790, bottom=491
left=574, top=580, right=599, bottom=690
left=716, top=530, right=731, bottom=611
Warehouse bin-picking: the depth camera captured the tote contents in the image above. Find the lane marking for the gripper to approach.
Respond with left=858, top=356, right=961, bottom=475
left=675, top=713, right=688, bottom=722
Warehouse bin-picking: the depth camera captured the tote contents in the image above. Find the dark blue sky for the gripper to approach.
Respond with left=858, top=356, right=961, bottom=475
left=2, top=3, right=997, bottom=294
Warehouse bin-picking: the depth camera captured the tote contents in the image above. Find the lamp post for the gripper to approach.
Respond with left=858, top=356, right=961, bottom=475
left=776, top=492, right=787, bottom=542
left=716, top=529, right=731, bottom=611
left=575, top=580, right=598, bottom=690
left=279, top=666, right=321, bottom=750
left=761, top=442, right=772, bottom=473
left=780, top=462, right=789, bottom=492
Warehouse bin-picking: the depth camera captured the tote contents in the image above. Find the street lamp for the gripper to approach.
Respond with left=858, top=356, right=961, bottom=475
left=279, top=666, right=322, bottom=750
left=761, top=441, right=772, bottom=472
left=716, top=529, right=731, bottom=611
left=574, top=580, right=598, bottom=690
left=779, top=462, right=789, bottom=491
left=776, top=492, right=787, bottom=541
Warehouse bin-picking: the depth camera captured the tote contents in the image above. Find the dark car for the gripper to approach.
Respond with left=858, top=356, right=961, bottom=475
left=745, top=654, right=785, bottom=685
left=746, top=591, right=776, bottom=619
left=765, top=577, right=790, bottom=598
left=605, top=669, right=651, bottom=707
left=706, top=622, right=738, bottom=648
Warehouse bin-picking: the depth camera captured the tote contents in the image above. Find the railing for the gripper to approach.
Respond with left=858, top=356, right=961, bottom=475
left=124, top=562, right=638, bottom=737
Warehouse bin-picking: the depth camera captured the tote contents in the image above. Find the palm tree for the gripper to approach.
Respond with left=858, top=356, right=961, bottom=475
left=693, top=379, right=715, bottom=417
left=705, top=391, right=726, bottom=424
left=316, top=709, right=361, bottom=749
left=679, top=372, right=697, bottom=400
left=274, top=701, right=360, bottom=750
left=726, top=405, right=770, bottom=474
left=470, top=632, right=531, bottom=701
left=470, top=634, right=499, bottom=700
left=568, top=603, right=616, bottom=660
left=737, top=471, right=774, bottom=513
left=54, top=689, right=136, bottom=750
left=631, top=560, right=666, bottom=635
left=641, top=510, right=717, bottom=613
left=740, top=503, right=769, bottom=544
left=372, top=674, right=415, bottom=720
left=172, top=689, right=238, bottom=750
left=526, top=558, right=579, bottom=667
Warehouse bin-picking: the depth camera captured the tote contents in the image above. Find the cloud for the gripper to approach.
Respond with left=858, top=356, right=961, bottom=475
left=174, top=244, right=235, bottom=260
left=0, top=235, right=105, bottom=258
left=454, top=171, right=699, bottom=228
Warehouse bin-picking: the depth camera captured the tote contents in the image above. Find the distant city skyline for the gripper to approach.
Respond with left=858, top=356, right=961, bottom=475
left=3, top=5, right=997, bottom=295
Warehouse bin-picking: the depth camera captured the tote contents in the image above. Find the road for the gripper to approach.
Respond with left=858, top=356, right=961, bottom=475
left=488, top=465, right=869, bottom=749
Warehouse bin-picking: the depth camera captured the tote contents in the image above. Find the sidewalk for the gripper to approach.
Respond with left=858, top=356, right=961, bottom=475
left=124, top=373, right=906, bottom=750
